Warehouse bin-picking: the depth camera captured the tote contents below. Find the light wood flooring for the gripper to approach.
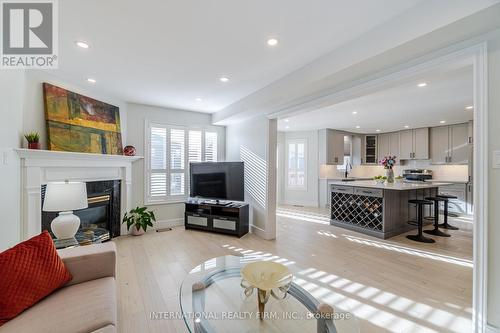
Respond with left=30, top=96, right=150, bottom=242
left=115, top=206, right=473, bottom=333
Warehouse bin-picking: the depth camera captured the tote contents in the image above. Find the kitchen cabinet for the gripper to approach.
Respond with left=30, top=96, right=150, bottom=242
left=378, top=132, right=400, bottom=162
left=400, top=128, right=429, bottom=160
left=430, top=123, right=470, bottom=164
left=362, top=135, right=377, bottom=164
left=439, top=183, right=467, bottom=215
left=319, top=129, right=344, bottom=165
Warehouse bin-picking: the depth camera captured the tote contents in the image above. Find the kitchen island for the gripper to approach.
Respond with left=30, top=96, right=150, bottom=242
left=329, top=180, right=452, bottom=239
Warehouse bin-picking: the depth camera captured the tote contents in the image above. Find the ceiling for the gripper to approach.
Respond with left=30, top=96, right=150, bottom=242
left=278, top=64, right=474, bottom=133
left=53, top=0, right=426, bottom=113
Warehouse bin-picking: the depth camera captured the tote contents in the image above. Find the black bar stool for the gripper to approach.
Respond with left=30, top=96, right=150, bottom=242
left=407, top=199, right=435, bottom=243
left=424, top=197, right=451, bottom=237
left=437, top=194, right=459, bottom=230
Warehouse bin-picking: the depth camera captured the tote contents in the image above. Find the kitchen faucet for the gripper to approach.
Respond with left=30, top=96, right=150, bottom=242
left=344, top=162, right=353, bottom=178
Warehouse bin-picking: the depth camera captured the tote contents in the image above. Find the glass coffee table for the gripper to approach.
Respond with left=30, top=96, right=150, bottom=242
left=180, top=256, right=358, bottom=333
left=52, top=227, right=110, bottom=249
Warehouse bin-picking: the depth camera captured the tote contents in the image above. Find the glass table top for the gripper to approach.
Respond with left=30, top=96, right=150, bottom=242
left=180, top=256, right=358, bottom=333
left=52, top=227, right=110, bottom=249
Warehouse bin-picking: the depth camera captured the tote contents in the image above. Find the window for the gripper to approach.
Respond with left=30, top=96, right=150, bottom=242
left=147, top=124, right=219, bottom=203
left=287, top=139, right=306, bottom=189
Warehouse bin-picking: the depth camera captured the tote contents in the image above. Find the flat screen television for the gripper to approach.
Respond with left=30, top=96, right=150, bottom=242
left=190, top=162, right=244, bottom=201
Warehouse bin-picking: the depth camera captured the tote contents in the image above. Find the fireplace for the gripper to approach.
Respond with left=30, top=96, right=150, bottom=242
left=41, top=180, right=122, bottom=239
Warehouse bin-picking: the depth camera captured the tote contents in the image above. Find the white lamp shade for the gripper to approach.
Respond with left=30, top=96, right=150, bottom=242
left=43, top=182, right=88, bottom=212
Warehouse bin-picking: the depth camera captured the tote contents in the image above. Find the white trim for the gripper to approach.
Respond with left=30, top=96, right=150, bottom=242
left=155, top=218, right=184, bottom=229
left=273, top=42, right=489, bottom=333
left=250, top=224, right=268, bottom=239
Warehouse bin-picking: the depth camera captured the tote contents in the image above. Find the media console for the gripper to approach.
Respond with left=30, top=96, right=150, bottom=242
left=184, top=199, right=249, bottom=237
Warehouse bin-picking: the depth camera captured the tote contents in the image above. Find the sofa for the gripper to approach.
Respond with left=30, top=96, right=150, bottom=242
left=0, top=242, right=117, bottom=333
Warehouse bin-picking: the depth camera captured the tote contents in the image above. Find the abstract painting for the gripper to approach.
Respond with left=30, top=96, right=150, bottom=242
left=43, top=83, right=123, bottom=155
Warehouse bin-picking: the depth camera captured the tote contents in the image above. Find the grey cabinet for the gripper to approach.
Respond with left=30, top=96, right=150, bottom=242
left=439, top=183, right=467, bottom=215
left=378, top=132, right=400, bottom=162
left=362, top=135, right=378, bottom=164
left=430, top=123, right=470, bottom=164
left=400, top=128, right=429, bottom=160
left=319, top=129, right=344, bottom=165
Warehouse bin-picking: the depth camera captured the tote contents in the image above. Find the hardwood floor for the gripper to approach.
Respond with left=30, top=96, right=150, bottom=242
left=115, top=206, right=472, bottom=333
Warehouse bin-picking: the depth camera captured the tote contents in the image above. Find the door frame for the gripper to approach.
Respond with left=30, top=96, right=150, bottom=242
left=271, top=42, right=489, bottom=332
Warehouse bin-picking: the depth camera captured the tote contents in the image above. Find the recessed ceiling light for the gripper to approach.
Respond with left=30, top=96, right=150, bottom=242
left=404, top=125, right=410, bottom=128
left=352, top=111, right=358, bottom=115
left=219, top=77, right=230, bottom=83
left=355, top=125, right=360, bottom=129
left=417, top=82, right=427, bottom=87
left=267, top=38, right=278, bottom=46
left=376, top=129, right=381, bottom=132
left=465, top=105, right=474, bottom=110
left=195, top=97, right=203, bottom=102
left=440, top=120, right=446, bottom=124
left=75, top=41, right=90, bottom=49
left=87, top=78, right=96, bottom=83
left=284, top=119, right=289, bottom=122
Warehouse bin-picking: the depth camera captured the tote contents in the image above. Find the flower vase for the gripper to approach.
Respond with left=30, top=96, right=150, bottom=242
left=386, top=168, right=394, bottom=183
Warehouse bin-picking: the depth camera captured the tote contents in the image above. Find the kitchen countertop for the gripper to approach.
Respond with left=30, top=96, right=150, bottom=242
left=329, top=180, right=453, bottom=190
left=427, top=180, right=469, bottom=184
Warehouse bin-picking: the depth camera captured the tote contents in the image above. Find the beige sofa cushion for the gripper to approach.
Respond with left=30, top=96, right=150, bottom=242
left=0, top=277, right=116, bottom=333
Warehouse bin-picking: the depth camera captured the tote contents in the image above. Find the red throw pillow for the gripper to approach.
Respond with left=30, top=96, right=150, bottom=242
left=0, top=231, right=72, bottom=326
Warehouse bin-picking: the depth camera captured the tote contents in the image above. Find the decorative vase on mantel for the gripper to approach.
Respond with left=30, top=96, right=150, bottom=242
left=386, top=168, right=395, bottom=183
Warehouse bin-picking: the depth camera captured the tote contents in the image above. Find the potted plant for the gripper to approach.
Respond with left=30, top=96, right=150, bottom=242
left=379, top=156, right=397, bottom=183
left=24, top=131, right=40, bottom=149
left=122, top=206, right=156, bottom=236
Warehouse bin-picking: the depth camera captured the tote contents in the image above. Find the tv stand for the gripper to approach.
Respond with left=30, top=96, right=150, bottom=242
left=184, top=198, right=249, bottom=237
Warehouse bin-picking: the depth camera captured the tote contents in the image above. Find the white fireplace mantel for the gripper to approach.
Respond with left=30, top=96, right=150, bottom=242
left=16, top=149, right=143, bottom=239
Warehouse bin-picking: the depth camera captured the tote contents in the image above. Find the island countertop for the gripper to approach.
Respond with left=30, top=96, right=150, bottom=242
left=329, top=180, right=453, bottom=190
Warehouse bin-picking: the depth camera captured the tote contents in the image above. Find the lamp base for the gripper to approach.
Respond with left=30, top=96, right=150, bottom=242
left=51, top=211, right=81, bottom=239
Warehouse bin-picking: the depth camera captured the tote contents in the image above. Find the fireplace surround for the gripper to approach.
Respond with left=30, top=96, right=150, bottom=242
left=16, top=149, right=142, bottom=239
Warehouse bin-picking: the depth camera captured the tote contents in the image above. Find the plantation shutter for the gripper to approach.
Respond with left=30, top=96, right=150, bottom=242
left=205, top=132, right=218, bottom=162
left=170, top=129, right=185, bottom=196
left=150, top=127, right=167, bottom=197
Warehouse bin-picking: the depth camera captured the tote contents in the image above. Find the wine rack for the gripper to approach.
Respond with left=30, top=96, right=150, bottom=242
left=331, top=192, right=383, bottom=232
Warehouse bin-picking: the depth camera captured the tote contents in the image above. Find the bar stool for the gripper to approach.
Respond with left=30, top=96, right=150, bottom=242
left=437, top=194, right=459, bottom=230
left=407, top=199, right=435, bottom=243
left=424, top=197, right=451, bottom=237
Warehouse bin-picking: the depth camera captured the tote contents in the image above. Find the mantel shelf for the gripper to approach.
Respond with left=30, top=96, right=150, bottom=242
left=15, top=148, right=143, bottom=162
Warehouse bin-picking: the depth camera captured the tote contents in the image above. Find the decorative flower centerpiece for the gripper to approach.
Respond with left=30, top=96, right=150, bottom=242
left=379, top=156, right=397, bottom=183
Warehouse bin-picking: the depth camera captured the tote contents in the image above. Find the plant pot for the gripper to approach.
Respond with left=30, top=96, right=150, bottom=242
left=28, top=142, right=40, bottom=149
left=130, top=227, right=145, bottom=236
left=386, top=168, right=394, bottom=183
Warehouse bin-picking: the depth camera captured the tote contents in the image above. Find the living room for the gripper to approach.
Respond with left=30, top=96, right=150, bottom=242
left=1, top=1, right=500, bottom=333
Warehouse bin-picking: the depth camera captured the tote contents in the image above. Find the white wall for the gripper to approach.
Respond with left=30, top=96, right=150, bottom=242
left=226, top=115, right=277, bottom=239
left=126, top=103, right=226, bottom=226
left=487, top=30, right=500, bottom=330
left=278, top=130, right=319, bottom=207
left=23, top=70, right=128, bottom=148
left=0, top=71, right=25, bottom=250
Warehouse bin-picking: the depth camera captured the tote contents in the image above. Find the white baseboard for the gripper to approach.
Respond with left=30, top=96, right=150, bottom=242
left=155, top=218, right=184, bottom=230
left=487, top=324, right=500, bottom=333
left=280, top=200, right=319, bottom=207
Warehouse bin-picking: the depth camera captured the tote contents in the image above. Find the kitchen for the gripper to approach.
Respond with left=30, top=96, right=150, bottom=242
left=277, top=61, right=474, bottom=242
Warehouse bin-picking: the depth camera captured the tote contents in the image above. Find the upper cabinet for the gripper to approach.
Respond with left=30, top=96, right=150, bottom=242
left=378, top=132, right=400, bottom=162
left=399, top=128, right=429, bottom=160
left=362, top=135, right=378, bottom=164
left=430, top=123, right=470, bottom=164
left=318, top=129, right=345, bottom=165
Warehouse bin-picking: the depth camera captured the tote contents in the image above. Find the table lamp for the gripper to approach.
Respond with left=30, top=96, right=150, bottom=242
left=43, top=181, right=88, bottom=239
